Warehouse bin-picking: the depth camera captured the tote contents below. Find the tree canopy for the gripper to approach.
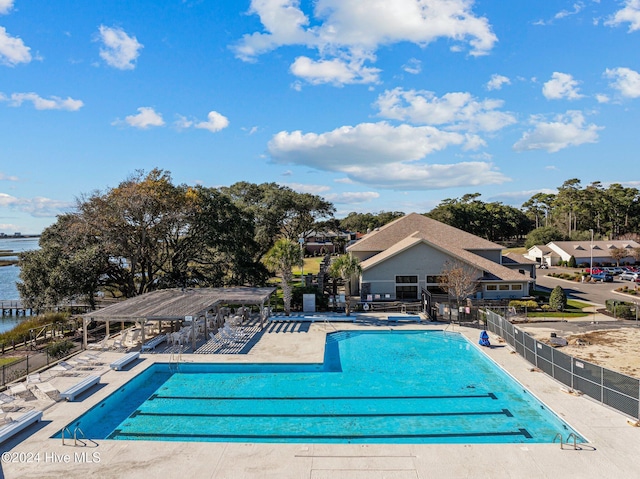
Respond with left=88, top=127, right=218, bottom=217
left=19, top=169, right=268, bottom=308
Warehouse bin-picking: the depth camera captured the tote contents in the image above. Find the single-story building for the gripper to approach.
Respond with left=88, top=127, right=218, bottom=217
left=525, top=240, right=640, bottom=266
left=346, top=213, right=532, bottom=301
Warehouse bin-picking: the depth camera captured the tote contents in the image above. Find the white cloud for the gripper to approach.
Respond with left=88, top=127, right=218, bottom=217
left=290, top=55, right=381, bottom=85
left=605, top=0, right=640, bottom=32
left=282, top=183, right=331, bottom=194
left=0, top=172, right=18, bottom=181
left=489, top=188, right=556, bottom=203
left=97, top=25, right=143, bottom=70
left=403, top=58, right=422, bottom=75
left=334, top=177, right=354, bottom=184
left=7, top=92, right=83, bottom=111
left=0, top=0, right=14, bottom=15
left=175, top=111, right=230, bottom=133
left=375, top=88, right=516, bottom=133
left=554, top=2, right=584, bottom=20
left=234, top=0, right=497, bottom=86
left=595, top=93, right=610, bottom=103
left=542, top=72, right=584, bottom=100
left=0, top=192, right=73, bottom=217
left=267, top=121, right=509, bottom=190
left=0, top=26, right=31, bottom=66
left=604, top=67, right=640, bottom=98
left=194, top=111, right=230, bottom=133
left=117, top=107, right=165, bottom=129
left=513, top=110, right=602, bottom=153
left=486, top=74, right=510, bottom=91
left=324, top=191, right=380, bottom=203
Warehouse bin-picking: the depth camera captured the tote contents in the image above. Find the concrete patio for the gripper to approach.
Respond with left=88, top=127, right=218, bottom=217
left=1, top=317, right=639, bottom=479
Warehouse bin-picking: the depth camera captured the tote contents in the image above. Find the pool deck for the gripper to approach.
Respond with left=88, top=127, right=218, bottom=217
left=1, top=316, right=639, bottom=479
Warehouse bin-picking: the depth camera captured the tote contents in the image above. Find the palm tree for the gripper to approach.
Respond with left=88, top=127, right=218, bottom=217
left=329, top=254, right=362, bottom=316
left=263, top=238, right=303, bottom=316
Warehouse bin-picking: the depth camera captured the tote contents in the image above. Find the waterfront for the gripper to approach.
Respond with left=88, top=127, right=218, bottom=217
left=0, top=237, right=39, bottom=333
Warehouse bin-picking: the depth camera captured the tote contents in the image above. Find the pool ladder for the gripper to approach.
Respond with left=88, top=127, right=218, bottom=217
left=61, top=426, right=86, bottom=446
left=553, top=432, right=581, bottom=450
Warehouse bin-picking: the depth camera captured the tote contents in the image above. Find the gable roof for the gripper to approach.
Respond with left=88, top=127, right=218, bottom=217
left=549, top=240, right=640, bottom=256
left=347, top=213, right=503, bottom=253
left=360, top=231, right=528, bottom=282
left=502, top=252, right=537, bottom=265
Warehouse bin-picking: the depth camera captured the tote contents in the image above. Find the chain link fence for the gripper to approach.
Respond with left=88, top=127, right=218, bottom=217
left=484, top=310, right=640, bottom=420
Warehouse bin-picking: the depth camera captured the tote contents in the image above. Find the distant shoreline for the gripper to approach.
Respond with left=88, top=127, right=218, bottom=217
left=0, top=235, right=40, bottom=239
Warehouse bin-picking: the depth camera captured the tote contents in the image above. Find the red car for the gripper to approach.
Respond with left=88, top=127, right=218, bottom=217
left=586, top=267, right=603, bottom=275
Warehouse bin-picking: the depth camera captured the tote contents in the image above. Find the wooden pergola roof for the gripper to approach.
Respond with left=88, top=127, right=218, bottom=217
left=85, top=287, right=276, bottom=322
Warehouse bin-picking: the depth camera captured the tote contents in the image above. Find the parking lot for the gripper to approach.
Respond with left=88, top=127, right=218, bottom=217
left=535, top=266, right=639, bottom=307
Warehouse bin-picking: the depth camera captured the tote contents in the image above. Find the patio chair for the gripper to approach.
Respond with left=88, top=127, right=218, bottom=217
left=34, top=382, right=60, bottom=401
left=26, top=373, right=43, bottom=384
left=87, top=335, right=109, bottom=350
left=50, top=361, right=75, bottom=373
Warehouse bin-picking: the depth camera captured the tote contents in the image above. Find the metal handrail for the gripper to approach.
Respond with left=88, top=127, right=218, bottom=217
left=61, top=426, right=72, bottom=445
left=566, top=432, right=580, bottom=450
left=73, top=426, right=86, bottom=446
left=553, top=432, right=564, bottom=448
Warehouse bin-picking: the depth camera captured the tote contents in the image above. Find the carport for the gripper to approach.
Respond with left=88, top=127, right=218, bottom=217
left=82, top=287, right=276, bottom=349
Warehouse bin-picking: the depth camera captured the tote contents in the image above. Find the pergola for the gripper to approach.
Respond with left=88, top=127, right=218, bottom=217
left=82, top=287, right=276, bottom=349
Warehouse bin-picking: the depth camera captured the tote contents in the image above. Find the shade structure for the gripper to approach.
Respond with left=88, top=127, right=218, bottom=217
left=82, top=287, right=276, bottom=348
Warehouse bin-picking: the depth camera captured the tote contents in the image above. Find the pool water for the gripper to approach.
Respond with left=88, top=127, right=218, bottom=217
left=58, top=331, right=583, bottom=444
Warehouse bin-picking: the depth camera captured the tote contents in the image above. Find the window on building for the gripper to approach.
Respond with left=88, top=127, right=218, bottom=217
left=511, top=284, right=522, bottom=290
left=499, top=284, right=510, bottom=291
left=486, top=285, right=497, bottom=291
left=396, top=275, right=418, bottom=284
left=426, top=275, right=446, bottom=284
left=396, top=285, right=418, bottom=299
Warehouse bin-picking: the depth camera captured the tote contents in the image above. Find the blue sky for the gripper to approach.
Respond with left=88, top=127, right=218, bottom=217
left=1, top=0, right=640, bottom=234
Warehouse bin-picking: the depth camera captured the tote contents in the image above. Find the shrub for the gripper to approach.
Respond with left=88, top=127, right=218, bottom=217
left=45, top=339, right=75, bottom=358
left=508, top=300, right=538, bottom=310
left=568, top=255, right=577, bottom=268
left=549, top=286, right=567, bottom=311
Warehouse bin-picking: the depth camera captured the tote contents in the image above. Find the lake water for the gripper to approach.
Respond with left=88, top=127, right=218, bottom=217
left=0, top=237, right=39, bottom=333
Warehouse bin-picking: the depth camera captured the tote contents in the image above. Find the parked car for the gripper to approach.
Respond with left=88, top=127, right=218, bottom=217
left=590, top=272, right=613, bottom=282
left=537, top=263, right=548, bottom=269
left=620, top=272, right=640, bottom=282
left=586, top=267, right=603, bottom=274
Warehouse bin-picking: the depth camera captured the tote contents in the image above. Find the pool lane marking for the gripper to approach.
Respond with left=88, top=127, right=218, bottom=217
left=148, top=392, right=498, bottom=401
left=130, top=408, right=513, bottom=419
left=108, top=428, right=533, bottom=440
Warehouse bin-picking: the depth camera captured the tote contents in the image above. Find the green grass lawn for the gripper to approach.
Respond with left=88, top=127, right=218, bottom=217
left=524, top=290, right=592, bottom=318
left=0, top=357, right=19, bottom=367
left=293, top=257, right=323, bottom=276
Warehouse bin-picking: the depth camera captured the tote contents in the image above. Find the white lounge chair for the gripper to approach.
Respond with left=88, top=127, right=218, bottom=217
left=34, top=382, right=60, bottom=401
left=87, top=335, right=109, bottom=350
left=50, top=361, right=75, bottom=373
left=8, top=383, right=29, bottom=398
left=26, top=373, right=42, bottom=384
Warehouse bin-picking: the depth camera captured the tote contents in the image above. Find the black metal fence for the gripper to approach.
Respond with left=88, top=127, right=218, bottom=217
left=0, top=343, right=83, bottom=387
left=484, top=310, right=640, bottom=420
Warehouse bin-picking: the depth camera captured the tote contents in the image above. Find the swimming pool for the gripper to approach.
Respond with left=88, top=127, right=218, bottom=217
left=57, top=330, right=584, bottom=444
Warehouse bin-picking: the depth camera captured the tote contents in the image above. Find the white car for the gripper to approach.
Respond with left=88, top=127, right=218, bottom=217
left=619, top=272, right=640, bottom=282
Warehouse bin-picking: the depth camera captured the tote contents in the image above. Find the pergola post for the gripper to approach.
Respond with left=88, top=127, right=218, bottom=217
left=83, top=317, right=88, bottom=349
